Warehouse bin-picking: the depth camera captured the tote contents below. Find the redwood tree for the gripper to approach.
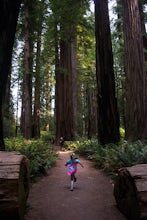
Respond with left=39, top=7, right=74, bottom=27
left=23, top=0, right=33, bottom=139
left=122, top=0, right=146, bottom=141
left=94, top=0, right=120, bottom=144
left=0, top=0, right=21, bottom=150
left=57, top=26, right=77, bottom=141
left=51, top=0, right=81, bottom=141
left=33, top=0, right=45, bottom=138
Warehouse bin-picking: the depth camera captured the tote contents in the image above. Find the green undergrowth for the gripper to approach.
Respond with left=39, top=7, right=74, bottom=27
left=5, top=137, right=57, bottom=181
left=65, top=139, right=147, bottom=178
left=40, top=131, right=55, bottom=143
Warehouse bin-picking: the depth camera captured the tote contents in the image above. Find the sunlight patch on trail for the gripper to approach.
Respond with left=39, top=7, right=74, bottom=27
left=58, top=150, right=73, bottom=155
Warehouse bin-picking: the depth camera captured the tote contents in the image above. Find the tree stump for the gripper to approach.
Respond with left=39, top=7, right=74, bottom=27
left=0, top=151, right=30, bottom=220
left=113, top=164, right=147, bottom=220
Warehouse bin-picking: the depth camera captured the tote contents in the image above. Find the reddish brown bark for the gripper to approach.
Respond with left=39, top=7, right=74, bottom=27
left=24, top=0, right=32, bottom=139
left=122, top=0, right=146, bottom=141
left=94, top=0, right=120, bottom=144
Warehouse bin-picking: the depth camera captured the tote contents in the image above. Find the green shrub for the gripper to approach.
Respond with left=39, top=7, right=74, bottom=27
left=5, top=137, right=57, bottom=180
left=63, top=141, right=78, bottom=151
left=73, top=139, right=147, bottom=175
left=40, top=131, right=55, bottom=143
left=5, top=136, right=25, bottom=151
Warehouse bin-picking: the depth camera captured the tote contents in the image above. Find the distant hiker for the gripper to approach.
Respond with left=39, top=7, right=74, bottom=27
left=59, top=136, right=65, bottom=148
left=65, top=153, right=84, bottom=191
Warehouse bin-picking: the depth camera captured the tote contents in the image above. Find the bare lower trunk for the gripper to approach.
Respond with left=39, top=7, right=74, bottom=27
left=94, top=0, right=120, bottom=144
left=122, top=0, right=146, bottom=141
left=24, top=0, right=32, bottom=139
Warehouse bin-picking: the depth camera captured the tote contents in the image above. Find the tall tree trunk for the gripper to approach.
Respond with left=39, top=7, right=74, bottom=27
left=56, top=24, right=77, bottom=141
left=59, top=39, right=73, bottom=140
left=85, top=84, right=97, bottom=139
left=33, top=33, right=41, bottom=138
left=71, top=35, right=78, bottom=139
left=115, top=0, right=125, bottom=128
left=24, top=0, right=32, bottom=139
left=94, top=0, right=120, bottom=145
left=55, top=23, right=60, bottom=143
left=3, top=73, right=12, bottom=137
left=33, top=0, right=44, bottom=138
left=0, top=0, right=21, bottom=150
left=139, top=0, right=147, bottom=137
left=53, top=0, right=81, bottom=142
left=122, top=0, right=146, bottom=141
left=86, top=84, right=92, bottom=139
left=138, top=0, right=146, bottom=35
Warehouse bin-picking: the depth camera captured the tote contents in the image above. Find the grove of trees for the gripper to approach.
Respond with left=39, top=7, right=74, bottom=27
left=0, top=0, right=147, bottom=150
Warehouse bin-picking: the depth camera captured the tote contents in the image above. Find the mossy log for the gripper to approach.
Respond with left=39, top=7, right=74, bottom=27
left=0, top=151, right=29, bottom=220
left=114, top=164, right=147, bottom=220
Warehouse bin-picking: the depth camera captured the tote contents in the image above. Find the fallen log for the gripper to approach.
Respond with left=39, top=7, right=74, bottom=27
left=0, top=151, right=30, bottom=220
left=113, top=164, right=147, bottom=220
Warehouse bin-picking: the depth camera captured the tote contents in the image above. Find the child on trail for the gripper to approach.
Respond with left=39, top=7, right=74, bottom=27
left=65, top=153, right=84, bottom=191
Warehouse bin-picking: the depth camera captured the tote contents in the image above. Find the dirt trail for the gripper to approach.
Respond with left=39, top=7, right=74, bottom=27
left=24, top=150, right=126, bottom=220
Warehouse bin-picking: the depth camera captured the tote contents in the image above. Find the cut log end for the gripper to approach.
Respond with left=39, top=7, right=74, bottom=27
left=114, top=164, right=147, bottom=220
left=0, top=151, right=30, bottom=220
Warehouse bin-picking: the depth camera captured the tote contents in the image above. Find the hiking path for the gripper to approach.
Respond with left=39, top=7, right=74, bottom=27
left=24, top=149, right=126, bottom=220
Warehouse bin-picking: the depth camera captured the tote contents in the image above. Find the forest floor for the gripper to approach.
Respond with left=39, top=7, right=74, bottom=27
left=24, top=147, right=126, bottom=220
